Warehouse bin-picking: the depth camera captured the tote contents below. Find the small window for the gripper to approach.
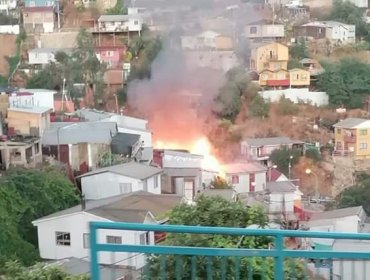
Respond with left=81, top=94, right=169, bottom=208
left=119, top=183, right=132, bottom=194
left=56, top=232, right=71, bottom=246
left=140, top=232, right=150, bottom=245
left=360, top=143, right=368, bottom=150
left=231, top=175, right=239, bottom=184
left=250, top=26, right=257, bottom=34
left=83, top=233, right=90, bottom=249
left=360, top=129, right=368, bottom=136
left=154, top=175, right=159, bottom=189
left=106, top=235, right=122, bottom=244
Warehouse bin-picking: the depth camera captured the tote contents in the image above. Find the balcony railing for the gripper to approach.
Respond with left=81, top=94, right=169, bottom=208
left=90, top=221, right=370, bottom=280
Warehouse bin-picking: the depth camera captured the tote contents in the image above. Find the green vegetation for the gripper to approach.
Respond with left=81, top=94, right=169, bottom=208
left=317, top=58, right=370, bottom=108
left=276, top=96, right=299, bottom=116
left=214, top=67, right=259, bottom=121
left=27, top=28, right=105, bottom=102
left=249, top=94, right=270, bottom=119
left=106, top=0, right=127, bottom=15
left=1, top=261, right=88, bottom=280
left=337, top=173, right=370, bottom=214
left=305, top=148, right=322, bottom=162
left=270, top=147, right=302, bottom=177
left=290, top=38, right=309, bottom=60
left=0, top=167, right=79, bottom=267
left=144, top=196, right=306, bottom=279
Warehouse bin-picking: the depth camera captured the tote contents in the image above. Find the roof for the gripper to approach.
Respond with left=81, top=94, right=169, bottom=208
left=310, top=206, right=364, bottom=221
left=266, top=181, right=296, bottom=193
left=164, top=167, right=201, bottom=177
left=8, top=106, right=51, bottom=114
left=333, top=118, right=370, bottom=129
left=243, top=137, right=303, bottom=147
left=77, top=161, right=162, bottom=180
left=302, top=21, right=354, bottom=29
left=33, top=191, right=183, bottom=223
left=222, top=161, right=267, bottom=174
left=269, top=169, right=285, bottom=182
left=42, top=122, right=117, bottom=145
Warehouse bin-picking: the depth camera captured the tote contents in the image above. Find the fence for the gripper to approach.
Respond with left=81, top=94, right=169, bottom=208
left=90, top=221, right=370, bottom=280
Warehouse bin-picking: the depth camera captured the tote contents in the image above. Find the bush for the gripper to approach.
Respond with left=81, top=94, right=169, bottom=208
left=305, top=148, right=322, bottom=162
left=276, top=96, right=299, bottom=115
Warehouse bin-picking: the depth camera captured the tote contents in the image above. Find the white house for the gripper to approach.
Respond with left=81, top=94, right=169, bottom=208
left=19, top=88, right=57, bottom=110
left=265, top=181, right=302, bottom=215
left=32, top=192, right=183, bottom=269
left=245, top=23, right=285, bottom=40
left=28, top=48, right=59, bottom=65
left=97, top=14, right=143, bottom=33
left=222, top=162, right=267, bottom=194
left=0, top=0, right=16, bottom=14
left=78, top=161, right=163, bottom=200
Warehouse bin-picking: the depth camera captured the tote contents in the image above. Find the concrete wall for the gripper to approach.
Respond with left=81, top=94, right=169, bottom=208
left=260, top=88, right=329, bottom=106
left=0, top=25, right=19, bottom=34
left=38, top=31, right=78, bottom=49
left=226, top=171, right=266, bottom=194
left=24, top=89, right=56, bottom=110
left=268, top=193, right=296, bottom=213
left=28, top=50, right=55, bottom=65
left=7, top=110, right=50, bottom=136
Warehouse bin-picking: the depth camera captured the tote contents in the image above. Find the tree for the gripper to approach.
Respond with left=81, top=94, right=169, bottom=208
left=290, top=38, right=309, bottom=60
left=305, top=148, right=322, bottom=162
left=105, top=0, right=127, bottom=15
left=276, top=96, right=299, bottom=116
left=214, top=67, right=258, bottom=121
left=249, top=94, right=269, bottom=119
left=2, top=261, right=89, bottom=280
left=270, top=147, right=302, bottom=177
left=143, top=196, right=306, bottom=279
left=0, top=167, right=79, bottom=267
left=317, top=58, right=370, bottom=108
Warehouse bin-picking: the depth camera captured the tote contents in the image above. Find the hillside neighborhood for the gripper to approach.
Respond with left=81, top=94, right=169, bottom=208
left=2, top=0, right=370, bottom=279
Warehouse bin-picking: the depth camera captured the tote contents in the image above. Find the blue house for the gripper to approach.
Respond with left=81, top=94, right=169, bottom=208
left=24, top=0, right=56, bottom=7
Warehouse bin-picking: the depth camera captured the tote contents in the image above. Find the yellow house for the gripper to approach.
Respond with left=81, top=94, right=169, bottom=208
left=289, top=68, right=310, bottom=87
left=333, top=118, right=370, bottom=158
left=250, top=42, right=289, bottom=73
left=259, top=69, right=289, bottom=87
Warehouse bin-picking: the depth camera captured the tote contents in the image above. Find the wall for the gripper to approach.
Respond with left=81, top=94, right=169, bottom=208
left=162, top=151, right=202, bottom=169
left=252, top=43, right=289, bottom=72
left=226, top=171, right=266, bottom=194
left=25, top=89, right=56, bottom=109
left=7, top=110, right=49, bottom=136
left=39, top=31, right=78, bottom=49
left=246, top=24, right=285, bottom=39
left=289, top=69, right=310, bottom=86
left=355, top=128, right=370, bottom=158
left=308, top=215, right=361, bottom=233
left=260, top=88, right=329, bottom=106
left=34, top=212, right=151, bottom=269
left=28, top=50, right=55, bottom=65
left=24, top=11, right=54, bottom=33
left=0, top=25, right=19, bottom=34
left=214, top=36, right=233, bottom=50
left=268, top=193, right=295, bottom=213
left=81, top=172, right=161, bottom=199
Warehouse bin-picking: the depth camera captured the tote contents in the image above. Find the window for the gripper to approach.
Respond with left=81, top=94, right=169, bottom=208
left=250, top=26, right=257, bottom=34
left=119, top=182, right=132, bottom=194
left=134, top=20, right=139, bottom=25
left=56, top=232, right=71, bottom=246
left=140, top=232, right=150, bottom=245
left=360, top=129, right=368, bottom=136
left=154, top=175, right=159, bottom=189
left=83, top=233, right=90, bottom=249
left=231, top=175, right=239, bottom=184
left=106, top=235, right=122, bottom=244
left=360, top=143, right=368, bottom=150
left=106, top=51, right=114, bottom=57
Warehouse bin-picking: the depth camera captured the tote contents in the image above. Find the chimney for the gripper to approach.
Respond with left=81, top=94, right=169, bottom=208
left=81, top=195, right=86, bottom=210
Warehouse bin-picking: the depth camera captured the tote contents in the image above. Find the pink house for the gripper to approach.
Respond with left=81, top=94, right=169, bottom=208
left=95, top=46, right=126, bottom=68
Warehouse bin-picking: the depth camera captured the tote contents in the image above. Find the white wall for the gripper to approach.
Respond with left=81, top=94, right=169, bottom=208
left=109, top=115, right=148, bottom=130
left=81, top=172, right=161, bottom=199
left=0, top=25, right=19, bottom=34
left=162, top=152, right=203, bottom=169
left=268, top=193, right=295, bottom=213
left=308, top=215, right=361, bottom=233
left=23, top=89, right=56, bottom=110
left=34, top=212, right=153, bottom=269
left=28, top=50, right=56, bottom=65
left=260, top=88, right=329, bottom=106
left=227, top=171, right=266, bottom=193
left=43, top=22, right=54, bottom=33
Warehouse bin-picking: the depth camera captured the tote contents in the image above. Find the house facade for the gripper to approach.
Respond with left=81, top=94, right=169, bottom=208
left=333, top=118, right=370, bottom=158
left=7, top=107, right=51, bottom=137
left=250, top=42, right=289, bottom=73
left=18, top=89, right=57, bottom=110
left=95, top=46, right=126, bottom=68
left=96, top=14, right=143, bottom=33
left=245, top=23, right=285, bottom=40
left=294, top=21, right=356, bottom=44
left=32, top=192, right=183, bottom=269
left=28, top=48, right=58, bottom=65
left=78, top=161, right=162, bottom=200
left=23, top=7, right=55, bottom=33
left=181, top=31, right=233, bottom=50
left=222, top=162, right=267, bottom=194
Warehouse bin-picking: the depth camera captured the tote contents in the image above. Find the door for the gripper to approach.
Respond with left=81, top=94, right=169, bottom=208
left=184, top=179, right=195, bottom=201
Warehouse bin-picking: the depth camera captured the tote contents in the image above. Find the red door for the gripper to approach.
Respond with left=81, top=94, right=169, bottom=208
left=249, top=173, right=255, bottom=192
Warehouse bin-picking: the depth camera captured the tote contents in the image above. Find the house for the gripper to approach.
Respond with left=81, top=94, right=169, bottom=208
left=259, top=69, right=290, bottom=87
left=7, top=107, right=51, bottom=137
left=111, top=132, right=142, bottom=159
left=0, top=135, right=42, bottom=170
left=245, top=21, right=285, bottom=41
left=222, top=162, right=268, bottom=194
left=23, top=7, right=55, bottom=33
left=333, top=118, right=370, bottom=158
left=300, top=58, right=325, bottom=84
left=153, top=149, right=218, bottom=200
left=259, top=88, right=329, bottom=106
left=294, top=21, right=356, bottom=44
left=0, top=0, right=16, bottom=15
left=268, top=168, right=289, bottom=182
left=184, top=50, right=238, bottom=73
left=104, top=69, right=124, bottom=96
left=28, top=48, right=68, bottom=66
left=41, top=121, right=118, bottom=172
left=24, top=0, right=56, bottom=7
left=241, top=137, right=304, bottom=164
left=250, top=42, right=289, bottom=73
left=32, top=191, right=183, bottom=269
left=18, top=88, right=57, bottom=110
left=288, top=68, right=310, bottom=87
left=77, top=161, right=163, bottom=200
left=95, top=46, right=126, bottom=68
left=265, top=181, right=302, bottom=216
left=95, top=14, right=143, bottom=33
left=181, top=31, right=233, bottom=50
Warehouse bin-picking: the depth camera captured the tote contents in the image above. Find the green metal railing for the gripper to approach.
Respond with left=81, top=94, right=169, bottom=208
left=89, top=222, right=370, bottom=280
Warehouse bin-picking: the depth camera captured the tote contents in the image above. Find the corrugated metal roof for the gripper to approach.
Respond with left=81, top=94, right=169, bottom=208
left=222, top=162, right=267, bottom=174
left=77, top=161, right=162, bottom=180
left=41, top=121, right=118, bottom=145
left=310, top=206, right=364, bottom=221
left=9, top=106, right=51, bottom=114
left=243, top=137, right=303, bottom=147
left=333, top=118, right=369, bottom=129
left=33, top=191, right=183, bottom=223
left=164, top=167, right=201, bottom=177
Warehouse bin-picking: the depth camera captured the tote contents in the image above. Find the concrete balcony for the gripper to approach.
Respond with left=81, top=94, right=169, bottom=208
left=89, top=222, right=370, bottom=280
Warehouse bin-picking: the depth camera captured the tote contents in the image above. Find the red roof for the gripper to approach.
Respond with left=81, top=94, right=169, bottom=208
left=269, top=169, right=283, bottom=182
left=266, top=79, right=290, bottom=86
left=24, top=6, right=54, bottom=12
